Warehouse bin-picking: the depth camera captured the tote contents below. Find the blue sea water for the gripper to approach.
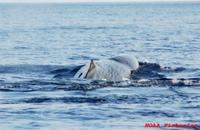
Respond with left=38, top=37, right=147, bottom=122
left=0, top=2, right=200, bottom=130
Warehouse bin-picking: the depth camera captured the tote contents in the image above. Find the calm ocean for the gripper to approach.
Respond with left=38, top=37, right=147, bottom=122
left=0, top=2, right=200, bottom=130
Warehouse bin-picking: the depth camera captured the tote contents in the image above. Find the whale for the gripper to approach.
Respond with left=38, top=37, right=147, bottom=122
left=52, top=55, right=186, bottom=82
left=74, top=55, right=139, bottom=81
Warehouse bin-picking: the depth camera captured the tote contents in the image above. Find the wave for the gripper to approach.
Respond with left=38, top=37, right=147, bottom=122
left=0, top=78, right=200, bottom=92
left=0, top=63, right=199, bottom=92
left=34, top=26, right=125, bottom=32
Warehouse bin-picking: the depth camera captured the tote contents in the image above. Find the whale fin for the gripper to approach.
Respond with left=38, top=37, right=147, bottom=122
left=88, top=60, right=96, bottom=72
left=85, top=60, right=96, bottom=78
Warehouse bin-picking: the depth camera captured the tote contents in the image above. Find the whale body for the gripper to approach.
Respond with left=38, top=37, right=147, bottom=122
left=74, top=55, right=139, bottom=81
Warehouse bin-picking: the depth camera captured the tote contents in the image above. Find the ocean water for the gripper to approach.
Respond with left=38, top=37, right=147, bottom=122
left=0, top=2, right=200, bottom=130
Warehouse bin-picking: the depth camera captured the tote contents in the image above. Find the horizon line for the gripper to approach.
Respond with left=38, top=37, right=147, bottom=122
left=0, top=0, right=199, bottom=4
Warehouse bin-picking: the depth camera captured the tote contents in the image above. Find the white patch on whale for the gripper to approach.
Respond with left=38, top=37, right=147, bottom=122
left=74, top=55, right=139, bottom=81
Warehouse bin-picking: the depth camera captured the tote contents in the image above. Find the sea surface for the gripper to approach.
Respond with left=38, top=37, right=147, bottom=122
left=0, top=2, right=200, bottom=130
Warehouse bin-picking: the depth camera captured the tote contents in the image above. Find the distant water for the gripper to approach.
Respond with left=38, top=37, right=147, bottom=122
left=0, top=2, right=200, bottom=130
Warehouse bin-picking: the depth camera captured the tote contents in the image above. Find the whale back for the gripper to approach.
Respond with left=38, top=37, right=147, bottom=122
left=93, top=59, right=133, bottom=81
left=74, top=55, right=139, bottom=81
left=110, top=55, right=139, bottom=70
